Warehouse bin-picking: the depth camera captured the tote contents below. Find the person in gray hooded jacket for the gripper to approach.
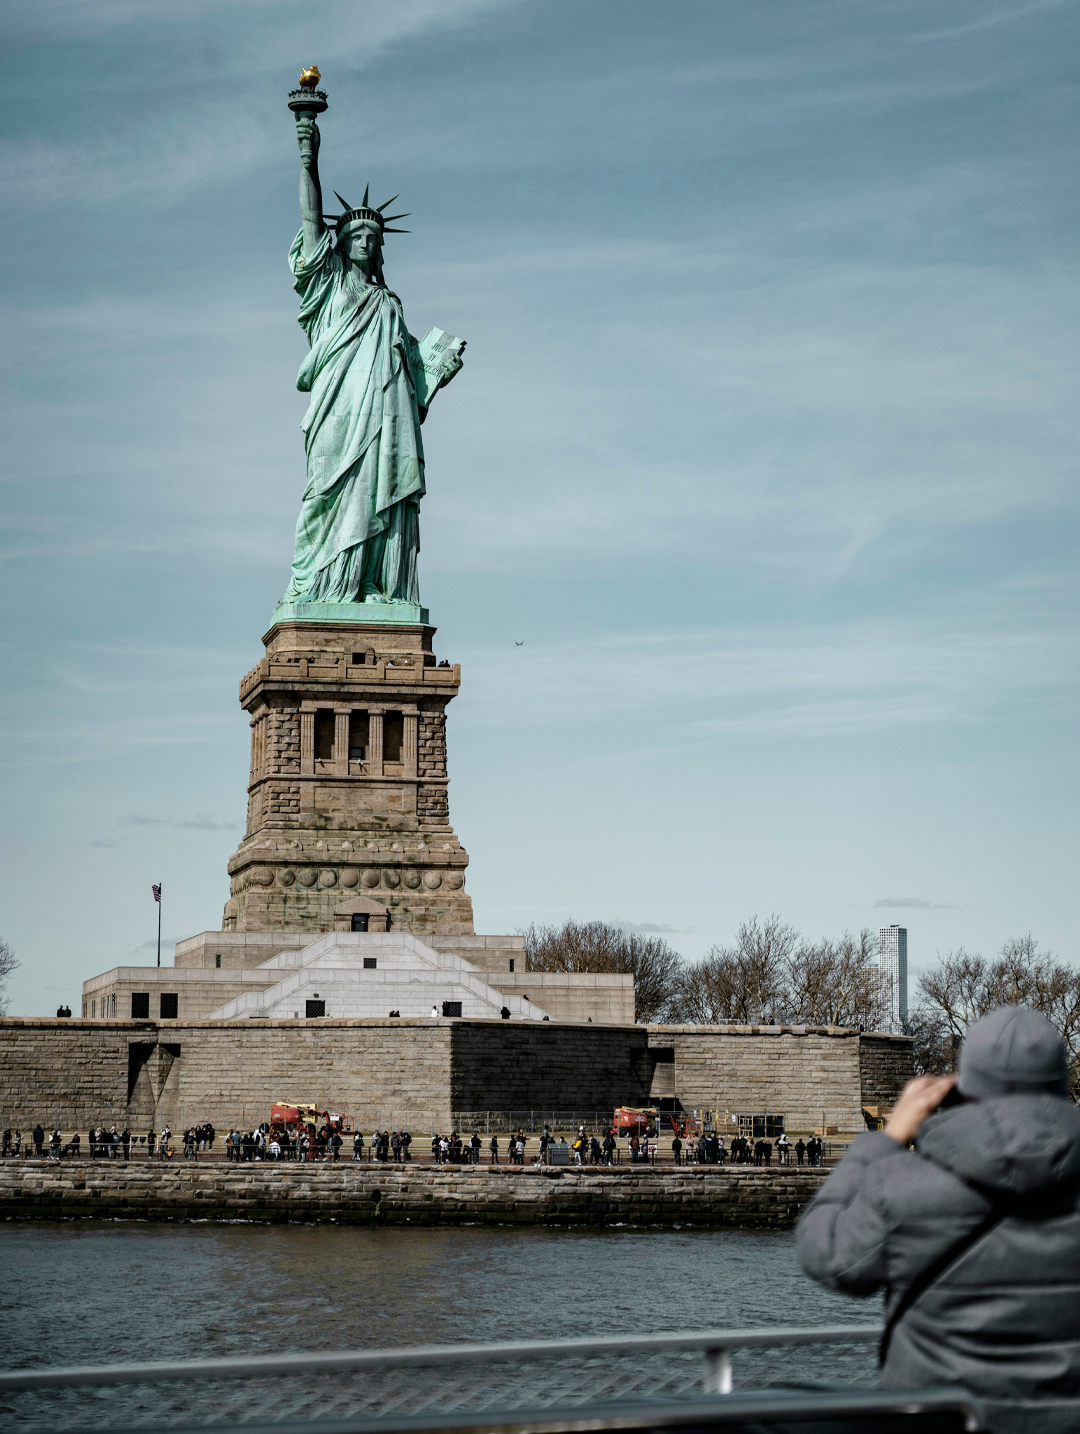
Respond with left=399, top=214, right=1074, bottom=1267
left=797, top=1005, right=1080, bottom=1434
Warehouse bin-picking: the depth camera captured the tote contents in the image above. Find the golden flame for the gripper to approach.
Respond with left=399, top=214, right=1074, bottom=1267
left=299, top=65, right=321, bottom=88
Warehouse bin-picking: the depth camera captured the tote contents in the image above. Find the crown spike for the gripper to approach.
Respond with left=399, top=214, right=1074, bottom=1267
left=376, top=195, right=400, bottom=213
left=382, top=227, right=411, bottom=234
left=362, top=183, right=370, bottom=207
left=333, top=191, right=353, bottom=213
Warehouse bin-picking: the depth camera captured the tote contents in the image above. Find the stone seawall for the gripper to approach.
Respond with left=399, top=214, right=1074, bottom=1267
left=0, top=1163, right=827, bottom=1227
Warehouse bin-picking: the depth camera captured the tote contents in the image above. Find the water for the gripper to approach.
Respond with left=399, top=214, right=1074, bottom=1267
left=0, top=1222, right=882, bottom=1396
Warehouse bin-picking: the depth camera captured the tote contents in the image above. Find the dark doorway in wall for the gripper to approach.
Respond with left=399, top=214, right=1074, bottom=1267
left=363, top=957, right=377, bottom=969
left=442, top=1001, right=462, bottom=1018
left=306, top=1000, right=326, bottom=1018
left=159, top=993, right=178, bottom=1019
left=348, top=710, right=369, bottom=761
left=314, top=709, right=335, bottom=761
left=130, top=992, right=150, bottom=1019
left=351, top=913, right=369, bottom=932
left=383, top=710, right=404, bottom=763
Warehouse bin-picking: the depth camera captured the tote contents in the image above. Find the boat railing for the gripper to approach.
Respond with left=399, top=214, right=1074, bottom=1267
left=0, top=1324, right=985, bottom=1431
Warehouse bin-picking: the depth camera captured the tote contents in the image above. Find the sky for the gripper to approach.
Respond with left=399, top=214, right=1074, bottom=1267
left=1, top=0, right=1078, bottom=1015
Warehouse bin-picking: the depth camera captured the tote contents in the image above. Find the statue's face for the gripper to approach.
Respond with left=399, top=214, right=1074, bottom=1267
left=341, top=223, right=381, bottom=275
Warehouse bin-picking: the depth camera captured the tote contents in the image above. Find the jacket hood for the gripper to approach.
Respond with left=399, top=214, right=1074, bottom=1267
left=918, top=1091, right=1080, bottom=1195
left=957, top=1005, right=1069, bottom=1099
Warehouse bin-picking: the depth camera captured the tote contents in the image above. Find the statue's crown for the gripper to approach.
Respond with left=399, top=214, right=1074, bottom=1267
left=324, top=186, right=411, bottom=236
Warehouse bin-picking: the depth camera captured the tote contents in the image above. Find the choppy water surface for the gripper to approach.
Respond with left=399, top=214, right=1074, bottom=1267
left=0, top=1223, right=881, bottom=1392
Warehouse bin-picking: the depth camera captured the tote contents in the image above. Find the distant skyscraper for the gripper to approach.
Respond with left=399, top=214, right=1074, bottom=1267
left=877, top=926, right=908, bottom=1034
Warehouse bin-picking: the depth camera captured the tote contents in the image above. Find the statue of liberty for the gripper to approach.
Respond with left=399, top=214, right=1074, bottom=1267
left=282, top=71, right=463, bottom=611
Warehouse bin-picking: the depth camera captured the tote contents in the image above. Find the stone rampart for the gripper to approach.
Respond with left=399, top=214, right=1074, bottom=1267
left=859, top=1033, right=912, bottom=1111
left=0, top=1162, right=827, bottom=1227
left=0, top=1019, right=910, bottom=1138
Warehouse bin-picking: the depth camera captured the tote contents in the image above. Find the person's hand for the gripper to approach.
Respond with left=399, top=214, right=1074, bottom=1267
left=884, top=1074, right=957, bottom=1146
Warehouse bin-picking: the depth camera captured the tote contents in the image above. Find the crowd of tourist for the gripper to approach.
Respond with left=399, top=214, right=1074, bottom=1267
left=670, top=1132, right=826, bottom=1166
left=1, top=1121, right=830, bottom=1167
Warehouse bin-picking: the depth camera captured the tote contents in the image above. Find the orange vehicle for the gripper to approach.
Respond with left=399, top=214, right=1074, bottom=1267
left=613, top=1106, right=657, bottom=1135
left=270, top=1103, right=354, bottom=1138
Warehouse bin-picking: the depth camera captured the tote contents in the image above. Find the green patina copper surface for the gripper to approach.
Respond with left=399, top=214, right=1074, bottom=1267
left=281, top=76, right=463, bottom=623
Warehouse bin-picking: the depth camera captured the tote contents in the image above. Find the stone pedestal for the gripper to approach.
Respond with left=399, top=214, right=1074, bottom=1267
left=223, top=614, right=473, bottom=936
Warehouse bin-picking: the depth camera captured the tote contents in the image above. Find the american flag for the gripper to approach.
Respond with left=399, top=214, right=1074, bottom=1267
left=152, top=884, right=161, bottom=903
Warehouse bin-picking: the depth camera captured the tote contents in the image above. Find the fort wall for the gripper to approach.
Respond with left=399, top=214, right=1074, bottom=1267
left=0, top=1161, right=827, bottom=1227
left=0, top=1019, right=910, bottom=1137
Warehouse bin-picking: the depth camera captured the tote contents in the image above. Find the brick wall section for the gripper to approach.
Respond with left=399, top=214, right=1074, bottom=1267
left=651, top=1026, right=867, bottom=1133
left=859, top=1033, right=914, bottom=1109
left=450, top=1024, right=648, bottom=1113
left=0, top=1020, right=456, bottom=1134
left=0, top=1163, right=827, bottom=1227
left=417, top=710, right=448, bottom=779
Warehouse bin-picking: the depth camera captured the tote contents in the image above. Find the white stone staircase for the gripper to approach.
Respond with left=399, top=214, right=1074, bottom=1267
left=206, top=932, right=550, bottom=1021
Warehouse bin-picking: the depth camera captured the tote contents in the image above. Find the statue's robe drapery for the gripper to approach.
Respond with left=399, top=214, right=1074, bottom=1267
left=283, top=228, right=425, bottom=605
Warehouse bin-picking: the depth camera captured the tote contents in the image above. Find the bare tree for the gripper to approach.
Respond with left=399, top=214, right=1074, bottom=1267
left=670, top=915, right=799, bottom=1025
left=914, top=936, right=1080, bottom=1096
left=0, top=937, right=19, bottom=1016
left=521, top=919, right=683, bottom=1023
left=787, top=929, right=887, bottom=1028
left=669, top=946, right=746, bottom=1023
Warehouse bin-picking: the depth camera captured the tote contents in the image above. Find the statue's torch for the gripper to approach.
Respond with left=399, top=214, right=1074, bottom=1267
left=289, top=64, right=328, bottom=158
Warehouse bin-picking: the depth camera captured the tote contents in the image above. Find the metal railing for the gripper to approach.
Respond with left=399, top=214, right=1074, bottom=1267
left=0, top=1325, right=888, bottom=1430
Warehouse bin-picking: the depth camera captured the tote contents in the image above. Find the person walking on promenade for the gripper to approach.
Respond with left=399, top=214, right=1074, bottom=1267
left=794, top=1137, right=806, bottom=1165
left=470, top=1133, right=481, bottom=1164
left=671, top=1134, right=683, bottom=1165
left=590, top=1135, right=602, bottom=1165
left=159, top=1124, right=171, bottom=1159
left=146, top=1127, right=155, bottom=1159
left=776, top=1132, right=789, bottom=1165
left=32, top=1124, right=45, bottom=1158
left=764, top=1140, right=773, bottom=1166
left=401, top=1130, right=412, bottom=1162
left=798, top=1006, right=1080, bottom=1434
left=353, top=1132, right=364, bottom=1161
left=49, top=1129, right=62, bottom=1159
left=489, top=1135, right=499, bottom=1165
left=121, top=1128, right=130, bottom=1161
left=603, top=1131, right=616, bottom=1165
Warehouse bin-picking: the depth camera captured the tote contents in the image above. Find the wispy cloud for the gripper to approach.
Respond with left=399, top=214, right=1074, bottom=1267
left=120, top=814, right=236, bottom=830
left=874, top=897, right=963, bottom=911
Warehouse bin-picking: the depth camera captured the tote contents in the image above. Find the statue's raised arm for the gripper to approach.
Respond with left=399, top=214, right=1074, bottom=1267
left=295, top=124, right=324, bottom=254
left=290, top=66, right=326, bottom=255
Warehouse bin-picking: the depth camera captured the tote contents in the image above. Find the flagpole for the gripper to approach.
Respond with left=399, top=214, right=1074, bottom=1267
left=157, top=885, right=162, bottom=968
